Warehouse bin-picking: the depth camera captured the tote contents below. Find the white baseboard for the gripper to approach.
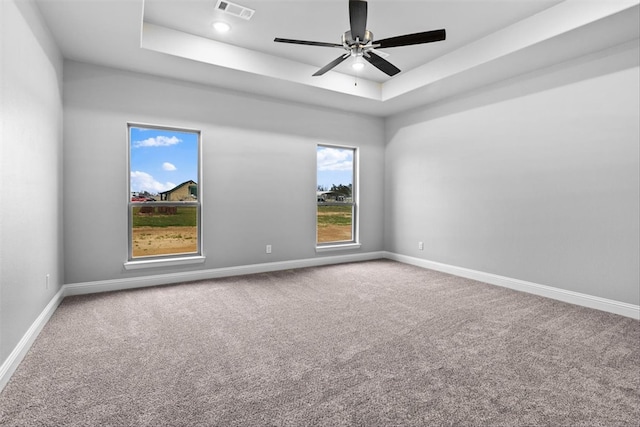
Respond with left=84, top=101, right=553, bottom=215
left=384, top=252, right=640, bottom=320
left=0, top=251, right=384, bottom=393
left=64, top=251, right=386, bottom=296
left=0, top=287, right=65, bottom=393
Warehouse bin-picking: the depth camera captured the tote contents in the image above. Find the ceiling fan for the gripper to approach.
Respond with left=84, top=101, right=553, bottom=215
left=274, top=0, right=446, bottom=77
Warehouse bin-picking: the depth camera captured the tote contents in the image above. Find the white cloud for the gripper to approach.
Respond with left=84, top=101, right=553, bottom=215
left=317, top=147, right=353, bottom=171
left=131, top=171, right=176, bottom=193
left=133, top=135, right=181, bottom=148
left=162, top=162, right=177, bottom=171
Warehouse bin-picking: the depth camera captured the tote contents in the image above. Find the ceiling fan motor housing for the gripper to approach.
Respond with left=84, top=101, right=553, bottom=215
left=342, top=30, right=373, bottom=50
left=274, top=0, right=446, bottom=77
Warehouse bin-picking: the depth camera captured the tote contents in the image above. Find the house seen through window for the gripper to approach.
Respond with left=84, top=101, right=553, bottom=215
left=317, top=145, right=357, bottom=245
left=128, top=124, right=201, bottom=260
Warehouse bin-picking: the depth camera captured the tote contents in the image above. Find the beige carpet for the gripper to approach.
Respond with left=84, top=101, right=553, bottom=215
left=1, top=260, right=638, bottom=426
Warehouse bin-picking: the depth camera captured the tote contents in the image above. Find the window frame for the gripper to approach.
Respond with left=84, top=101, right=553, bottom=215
left=316, top=143, right=360, bottom=250
left=125, top=122, right=203, bottom=267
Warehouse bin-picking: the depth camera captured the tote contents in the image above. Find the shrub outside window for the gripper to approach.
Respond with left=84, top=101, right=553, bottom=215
left=128, top=123, right=201, bottom=260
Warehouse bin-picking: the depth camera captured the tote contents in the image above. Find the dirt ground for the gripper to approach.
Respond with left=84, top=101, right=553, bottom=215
left=132, top=222, right=350, bottom=256
left=317, top=209, right=353, bottom=243
left=132, top=226, right=197, bottom=257
left=317, top=224, right=352, bottom=243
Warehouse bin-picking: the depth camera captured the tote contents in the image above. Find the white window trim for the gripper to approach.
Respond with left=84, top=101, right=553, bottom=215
left=124, top=255, right=206, bottom=270
left=126, top=122, right=203, bottom=265
left=316, top=143, right=359, bottom=249
left=315, top=243, right=362, bottom=253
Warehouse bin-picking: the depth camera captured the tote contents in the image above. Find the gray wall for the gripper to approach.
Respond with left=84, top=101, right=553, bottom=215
left=2, top=0, right=638, bottom=376
left=384, top=43, right=640, bottom=305
left=0, top=0, right=64, bottom=364
left=63, top=61, right=385, bottom=284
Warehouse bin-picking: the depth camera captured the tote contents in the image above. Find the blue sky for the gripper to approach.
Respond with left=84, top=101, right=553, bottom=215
left=130, top=127, right=198, bottom=194
left=317, top=146, right=353, bottom=190
left=130, top=133, right=349, bottom=194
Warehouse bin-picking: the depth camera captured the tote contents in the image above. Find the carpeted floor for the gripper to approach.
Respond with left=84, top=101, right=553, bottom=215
left=1, top=260, right=638, bottom=426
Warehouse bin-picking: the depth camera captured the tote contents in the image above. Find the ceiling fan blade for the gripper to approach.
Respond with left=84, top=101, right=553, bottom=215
left=364, top=51, right=401, bottom=76
left=274, top=38, right=343, bottom=48
left=349, top=0, right=368, bottom=41
left=313, top=53, right=351, bottom=76
left=374, top=29, right=446, bottom=49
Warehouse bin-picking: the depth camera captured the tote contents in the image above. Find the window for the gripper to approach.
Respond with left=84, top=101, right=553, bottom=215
left=128, top=123, right=201, bottom=261
left=316, top=145, right=357, bottom=246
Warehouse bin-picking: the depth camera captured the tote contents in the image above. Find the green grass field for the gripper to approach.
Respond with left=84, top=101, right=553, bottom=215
left=317, top=205, right=352, bottom=226
left=132, top=206, right=197, bottom=227
left=131, top=204, right=350, bottom=241
left=317, top=205, right=353, bottom=242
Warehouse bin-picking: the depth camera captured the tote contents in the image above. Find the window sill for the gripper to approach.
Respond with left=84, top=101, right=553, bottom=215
left=315, top=243, right=361, bottom=253
left=124, top=255, right=206, bottom=270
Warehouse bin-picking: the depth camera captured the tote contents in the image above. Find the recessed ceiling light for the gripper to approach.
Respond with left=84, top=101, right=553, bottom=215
left=213, top=22, right=231, bottom=33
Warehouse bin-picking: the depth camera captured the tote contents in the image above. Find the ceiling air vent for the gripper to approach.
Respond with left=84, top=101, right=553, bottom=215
left=215, top=0, right=255, bottom=20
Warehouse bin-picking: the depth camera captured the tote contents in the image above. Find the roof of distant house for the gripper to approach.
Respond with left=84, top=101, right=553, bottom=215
left=159, top=180, right=197, bottom=195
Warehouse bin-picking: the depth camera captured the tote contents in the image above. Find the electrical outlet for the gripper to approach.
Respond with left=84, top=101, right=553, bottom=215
left=266, top=245, right=272, bottom=254
left=418, top=242, right=424, bottom=250
left=45, top=274, right=50, bottom=289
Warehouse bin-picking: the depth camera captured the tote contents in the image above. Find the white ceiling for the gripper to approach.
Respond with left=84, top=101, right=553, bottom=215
left=35, top=0, right=640, bottom=116
left=142, top=0, right=561, bottom=83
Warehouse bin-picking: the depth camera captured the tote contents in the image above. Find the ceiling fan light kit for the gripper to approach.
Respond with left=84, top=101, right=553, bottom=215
left=352, top=56, right=365, bottom=71
left=274, top=0, right=446, bottom=77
